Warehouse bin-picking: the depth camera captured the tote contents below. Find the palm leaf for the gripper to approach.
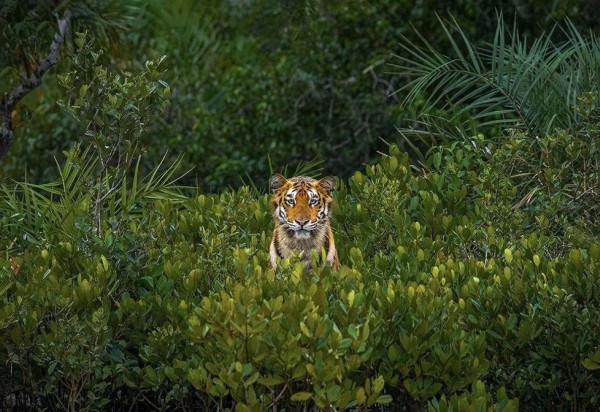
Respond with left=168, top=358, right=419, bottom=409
left=390, top=13, right=600, bottom=156
left=0, top=147, right=189, bottom=249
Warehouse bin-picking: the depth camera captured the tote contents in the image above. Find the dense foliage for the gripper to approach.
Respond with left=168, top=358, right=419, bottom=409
left=2, top=0, right=599, bottom=188
left=1, top=1, right=599, bottom=411
left=391, top=15, right=600, bottom=157
left=1, top=133, right=598, bottom=409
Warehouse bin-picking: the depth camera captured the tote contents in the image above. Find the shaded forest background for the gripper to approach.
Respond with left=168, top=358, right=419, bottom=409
left=2, top=0, right=599, bottom=190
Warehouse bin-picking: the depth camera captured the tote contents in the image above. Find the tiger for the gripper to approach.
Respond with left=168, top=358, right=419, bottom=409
left=269, top=174, right=340, bottom=271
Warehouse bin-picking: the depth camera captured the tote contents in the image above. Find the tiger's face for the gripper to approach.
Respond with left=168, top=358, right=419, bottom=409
left=269, top=174, right=336, bottom=239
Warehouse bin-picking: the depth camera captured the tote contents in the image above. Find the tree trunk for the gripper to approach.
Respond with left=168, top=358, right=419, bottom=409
left=0, top=11, right=71, bottom=160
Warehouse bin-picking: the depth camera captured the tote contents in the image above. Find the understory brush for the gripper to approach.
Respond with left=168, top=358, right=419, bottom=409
left=1, top=134, right=599, bottom=410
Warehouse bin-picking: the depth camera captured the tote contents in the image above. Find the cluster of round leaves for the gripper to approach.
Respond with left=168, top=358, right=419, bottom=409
left=0, top=140, right=599, bottom=410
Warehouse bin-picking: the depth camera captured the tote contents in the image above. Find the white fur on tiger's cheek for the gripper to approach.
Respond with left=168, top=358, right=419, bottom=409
left=276, top=205, right=287, bottom=223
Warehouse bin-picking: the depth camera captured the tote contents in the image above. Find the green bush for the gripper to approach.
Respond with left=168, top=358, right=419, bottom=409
left=1, top=133, right=598, bottom=409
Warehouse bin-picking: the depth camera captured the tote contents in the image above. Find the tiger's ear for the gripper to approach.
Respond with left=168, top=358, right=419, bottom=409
left=269, top=174, right=287, bottom=193
left=317, top=176, right=336, bottom=194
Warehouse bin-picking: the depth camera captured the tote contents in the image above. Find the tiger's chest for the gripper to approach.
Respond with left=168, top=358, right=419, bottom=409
left=270, top=224, right=337, bottom=270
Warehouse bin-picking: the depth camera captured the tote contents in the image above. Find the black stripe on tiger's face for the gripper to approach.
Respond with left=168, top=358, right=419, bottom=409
left=269, top=174, right=336, bottom=239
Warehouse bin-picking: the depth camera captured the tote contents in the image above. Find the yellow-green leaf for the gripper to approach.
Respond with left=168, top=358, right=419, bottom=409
left=348, top=290, right=355, bottom=307
left=356, top=387, right=366, bottom=405
left=300, top=322, right=311, bottom=337
left=504, top=249, right=513, bottom=264
left=291, top=392, right=312, bottom=401
left=582, top=358, right=600, bottom=370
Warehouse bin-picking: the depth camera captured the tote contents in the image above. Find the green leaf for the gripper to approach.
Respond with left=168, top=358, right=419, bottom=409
left=291, top=392, right=312, bottom=402
left=504, top=249, right=513, bottom=264
left=348, top=324, right=358, bottom=339
left=258, top=375, right=285, bottom=386
left=582, top=358, right=600, bottom=370
left=356, top=387, right=366, bottom=405
left=433, top=152, right=442, bottom=169
left=376, top=394, right=393, bottom=404
left=339, top=338, right=353, bottom=349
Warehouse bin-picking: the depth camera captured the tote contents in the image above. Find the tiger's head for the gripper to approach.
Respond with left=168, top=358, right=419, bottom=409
left=269, top=174, right=336, bottom=239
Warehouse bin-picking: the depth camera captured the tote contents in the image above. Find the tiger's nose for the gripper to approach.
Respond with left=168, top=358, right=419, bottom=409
left=297, top=219, right=309, bottom=227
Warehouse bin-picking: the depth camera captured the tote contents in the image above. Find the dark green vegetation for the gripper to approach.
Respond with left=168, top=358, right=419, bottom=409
left=1, top=137, right=599, bottom=410
left=2, top=0, right=599, bottom=188
left=1, top=0, right=599, bottom=411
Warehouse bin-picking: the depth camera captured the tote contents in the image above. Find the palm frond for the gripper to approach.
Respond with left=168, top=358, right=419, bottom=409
left=391, top=13, right=600, bottom=151
left=289, top=158, right=325, bottom=179
left=67, top=0, right=144, bottom=45
left=0, top=147, right=189, bottom=249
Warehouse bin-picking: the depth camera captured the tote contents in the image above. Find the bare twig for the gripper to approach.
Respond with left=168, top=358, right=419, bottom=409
left=270, top=383, right=289, bottom=412
left=0, top=10, right=71, bottom=159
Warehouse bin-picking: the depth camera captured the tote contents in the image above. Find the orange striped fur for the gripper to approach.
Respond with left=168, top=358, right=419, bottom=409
left=269, top=174, right=340, bottom=271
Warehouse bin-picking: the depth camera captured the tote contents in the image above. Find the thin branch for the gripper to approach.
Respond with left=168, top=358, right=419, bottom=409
left=271, top=383, right=289, bottom=411
left=0, top=10, right=71, bottom=159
